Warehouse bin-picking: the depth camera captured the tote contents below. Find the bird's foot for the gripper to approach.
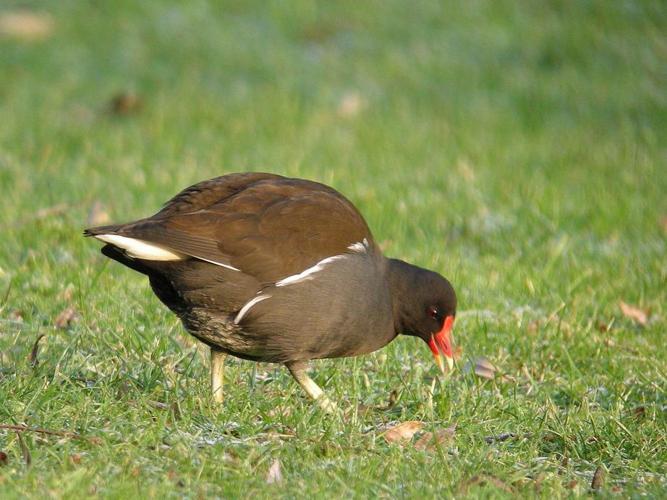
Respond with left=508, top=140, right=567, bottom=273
left=286, top=361, right=338, bottom=414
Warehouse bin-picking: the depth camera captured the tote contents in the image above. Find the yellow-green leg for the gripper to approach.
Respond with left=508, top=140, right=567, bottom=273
left=211, top=348, right=226, bottom=404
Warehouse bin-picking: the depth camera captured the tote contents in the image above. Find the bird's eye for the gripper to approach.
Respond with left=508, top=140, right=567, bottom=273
left=427, top=306, right=439, bottom=319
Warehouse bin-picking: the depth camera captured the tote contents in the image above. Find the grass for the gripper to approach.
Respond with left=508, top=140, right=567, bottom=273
left=1, top=0, right=666, bottom=497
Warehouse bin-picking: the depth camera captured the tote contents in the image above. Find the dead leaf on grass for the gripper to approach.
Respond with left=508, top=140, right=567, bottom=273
left=414, top=423, right=457, bottom=452
left=383, top=421, right=424, bottom=443
left=460, top=474, right=514, bottom=494
left=54, top=307, right=78, bottom=329
left=266, top=459, right=282, bottom=484
left=619, top=301, right=649, bottom=326
left=631, top=406, right=646, bottom=419
left=109, top=92, right=142, bottom=115
left=465, top=356, right=497, bottom=380
left=591, top=465, right=605, bottom=490
left=0, top=11, right=54, bottom=41
left=0, top=451, right=7, bottom=466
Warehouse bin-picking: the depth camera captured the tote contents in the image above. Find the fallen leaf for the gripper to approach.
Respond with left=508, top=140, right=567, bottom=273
left=591, top=465, right=605, bottom=490
left=383, top=421, right=423, bottom=443
left=54, top=307, right=78, bottom=329
left=109, top=92, right=142, bottom=115
left=414, top=423, right=457, bottom=451
left=466, top=356, right=497, bottom=380
left=631, top=406, right=646, bottom=419
left=0, top=451, right=7, bottom=466
left=29, top=334, right=45, bottom=368
left=619, top=301, right=648, bottom=326
left=87, top=201, right=110, bottom=226
left=266, top=459, right=282, bottom=484
left=460, top=474, right=514, bottom=494
left=0, top=11, right=54, bottom=41
left=70, top=453, right=82, bottom=465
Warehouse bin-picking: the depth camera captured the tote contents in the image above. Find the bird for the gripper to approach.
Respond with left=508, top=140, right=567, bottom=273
left=84, top=172, right=456, bottom=412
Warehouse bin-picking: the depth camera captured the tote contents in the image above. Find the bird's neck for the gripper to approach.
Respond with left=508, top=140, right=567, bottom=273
left=386, top=258, right=423, bottom=336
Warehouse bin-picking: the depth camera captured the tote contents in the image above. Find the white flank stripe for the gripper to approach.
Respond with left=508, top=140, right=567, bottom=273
left=186, top=256, right=241, bottom=272
left=234, top=294, right=271, bottom=324
left=275, top=254, right=346, bottom=287
left=96, top=234, right=185, bottom=261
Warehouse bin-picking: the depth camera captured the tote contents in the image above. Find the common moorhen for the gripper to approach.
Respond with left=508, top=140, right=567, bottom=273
left=85, top=173, right=456, bottom=411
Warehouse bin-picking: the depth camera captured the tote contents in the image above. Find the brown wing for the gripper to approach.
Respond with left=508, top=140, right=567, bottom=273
left=87, top=173, right=374, bottom=283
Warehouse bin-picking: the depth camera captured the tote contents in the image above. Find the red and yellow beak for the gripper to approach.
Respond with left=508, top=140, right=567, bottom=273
left=427, top=315, right=455, bottom=375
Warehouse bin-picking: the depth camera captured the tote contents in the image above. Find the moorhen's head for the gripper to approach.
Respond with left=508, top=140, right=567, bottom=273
left=388, top=259, right=457, bottom=374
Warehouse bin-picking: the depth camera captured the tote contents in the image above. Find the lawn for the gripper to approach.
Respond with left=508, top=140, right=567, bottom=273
left=1, top=0, right=665, bottom=497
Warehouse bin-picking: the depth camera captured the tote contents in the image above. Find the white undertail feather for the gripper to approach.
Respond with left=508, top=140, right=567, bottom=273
left=95, top=234, right=185, bottom=261
left=275, top=254, right=346, bottom=287
left=234, top=294, right=271, bottom=324
left=347, top=238, right=369, bottom=253
left=95, top=233, right=241, bottom=271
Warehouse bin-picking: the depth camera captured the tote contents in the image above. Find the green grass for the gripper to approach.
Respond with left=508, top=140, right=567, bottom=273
left=1, top=0, right=666, bottom=497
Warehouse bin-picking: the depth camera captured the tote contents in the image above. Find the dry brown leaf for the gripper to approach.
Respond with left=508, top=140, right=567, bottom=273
left=631, top=406, right=646, bottom=419
left=619, top=301, right=648, bottom=326
left=591, top=465, right=605, bottom=490
left=472, top=357, right=497, bottom=380
left=87, top=201, right=110, bottom=226
left=414, top=423, right=456, bottom=452
left=0, top=451, right=7, bottom=466
left=55, top=307, right=78, bottom=329
left=383, top=421, right=423, bottom=443
left=109, top=92, right=142, bottom=115
left=460, top=474, right=514, bottom=494
left=0, top=11, right=54, bottom=41
left=69, top=453, right=82, bottom=465
left=266, top=459, right=282, bottom=484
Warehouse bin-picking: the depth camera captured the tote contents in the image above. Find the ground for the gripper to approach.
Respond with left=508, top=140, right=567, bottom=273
left=0, top=0, right=665, bottom=497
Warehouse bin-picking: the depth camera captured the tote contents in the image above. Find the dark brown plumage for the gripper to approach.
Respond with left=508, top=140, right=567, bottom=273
left=85, top=173, right=456, bottom=411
